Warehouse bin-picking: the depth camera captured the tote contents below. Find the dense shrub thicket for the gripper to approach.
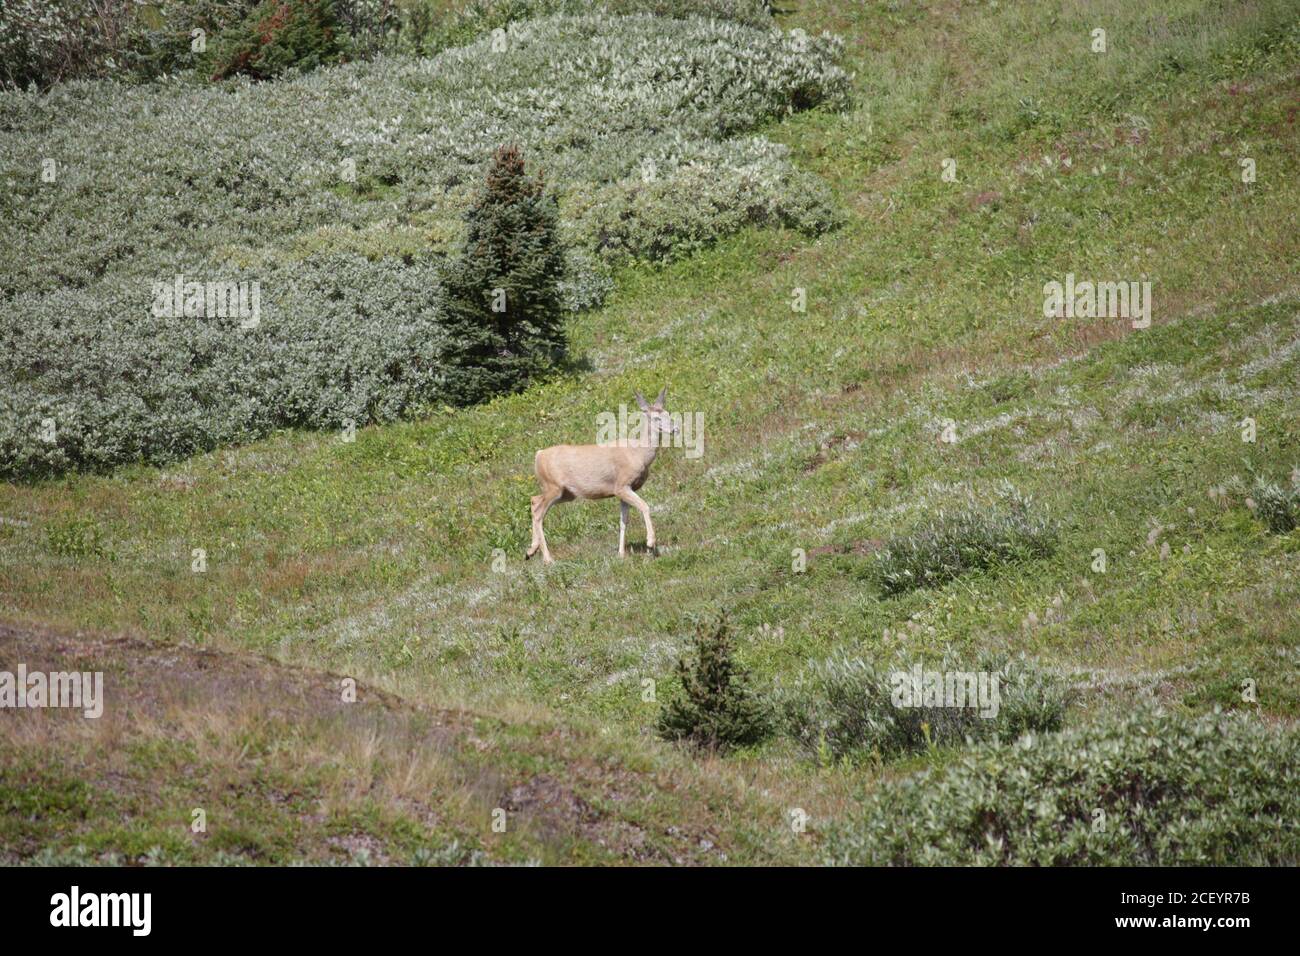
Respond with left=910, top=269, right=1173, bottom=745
left=0, top=0, right=776, bottom=89
left=3, top=256, right=452, bottom=474
left=0, top=14, right=848, bottom=477
left=779, top=652, right=1069, bottom=761
left=824, top=710, right=1300, bottom=866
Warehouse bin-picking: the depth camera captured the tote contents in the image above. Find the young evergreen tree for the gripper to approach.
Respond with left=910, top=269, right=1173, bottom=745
left=658, top=616, right=774, bottom=752
left=439, top=144, right=567, bottom=405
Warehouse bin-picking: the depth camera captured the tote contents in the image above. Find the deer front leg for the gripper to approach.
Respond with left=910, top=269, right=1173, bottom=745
left=526, top=495, right=542, bottom=559
left=616, top=488, right=655, bottom=554
left=618, top=500, right=629, bottom=557
left=528, top=491, right=561, bottom=563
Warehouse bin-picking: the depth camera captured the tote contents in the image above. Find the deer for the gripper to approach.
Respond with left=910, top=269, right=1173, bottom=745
left=526, top=387, right=678, bottom=564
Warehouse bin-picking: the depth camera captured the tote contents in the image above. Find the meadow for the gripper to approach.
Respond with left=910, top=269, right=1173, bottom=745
left=2, top=0, right=1299, bottom=865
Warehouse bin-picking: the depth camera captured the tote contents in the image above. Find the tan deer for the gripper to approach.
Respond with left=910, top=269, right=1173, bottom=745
left=526, top=387, right=678, bottom=564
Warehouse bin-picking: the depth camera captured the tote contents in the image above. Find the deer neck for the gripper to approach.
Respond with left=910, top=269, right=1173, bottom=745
left=631, top=419, right=661, bottom=469
left=632, top=437, right=658, bottom=470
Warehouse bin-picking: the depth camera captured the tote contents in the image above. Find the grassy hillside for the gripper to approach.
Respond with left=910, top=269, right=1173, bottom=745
left=3, top=0, right=1300, bottom=864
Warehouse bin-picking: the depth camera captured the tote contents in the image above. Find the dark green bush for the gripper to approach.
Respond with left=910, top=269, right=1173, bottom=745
left=824, top=710, right=1300, bottom=865
left=658, top=616, right=774, bottom=752
left=126, top=1, right=265, bottom=81
left=437, top=144, right=567, bottom=405
left=1253, top=478, right=1300, bottom=534
left=207, top=0, right=350, bottom=80
left=131, top=1, right=389, bottom=83
left=870, top=489, right=1057, bottom=596
left=780, top=651, right=1068, bottom=761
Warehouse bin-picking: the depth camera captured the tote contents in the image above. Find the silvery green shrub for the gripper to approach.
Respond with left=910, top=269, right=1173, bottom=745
left=0, top=14, right=848, bottom=477
left=557, top=248, right=614, bottom=312
left=0, top=0, right=141, bottom=89
left=823, top=710, right=1300, bottom=866
left=1252, top=478, right=1300, bottom=534
left=3, top=15, right=848, bottom=299
left=1, top=253, right=452, bottom=475
left=868, top=489, right=1057, bottom=595
left=390, top=0, right=776, bottom=56
left=779, top=651, right=1068, bottom=761
left=568, top=137, right=841, bottom=264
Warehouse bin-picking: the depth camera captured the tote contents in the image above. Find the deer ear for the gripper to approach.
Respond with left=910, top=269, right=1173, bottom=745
left=634, top=391, right=650, bottom=411
left=654, top=386, right=667, bottom=407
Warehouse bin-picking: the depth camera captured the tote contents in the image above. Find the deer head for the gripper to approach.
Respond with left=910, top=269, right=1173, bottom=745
left=633, top=386, right=678, bottom=445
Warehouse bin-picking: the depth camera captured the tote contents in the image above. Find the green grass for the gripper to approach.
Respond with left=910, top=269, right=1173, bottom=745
left=3, top=0, right=1300, bottom=862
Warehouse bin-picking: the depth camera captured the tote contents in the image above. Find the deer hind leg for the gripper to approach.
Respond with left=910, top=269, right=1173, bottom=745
left=618, top=500, right=629, bottom=557
left=616, top=488, right=655, bottom=554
